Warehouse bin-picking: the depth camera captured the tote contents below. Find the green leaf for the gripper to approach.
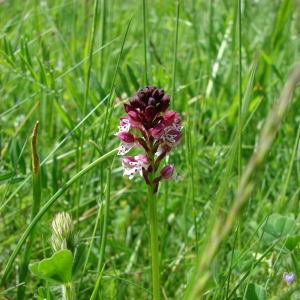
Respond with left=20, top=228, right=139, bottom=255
left=245, top=283, right=266, bottom=300
left=262, top=214, right=296, bottom=244
left=29, top=250, right=73, bottom=284
left=72, top=242, right=88, bottom=278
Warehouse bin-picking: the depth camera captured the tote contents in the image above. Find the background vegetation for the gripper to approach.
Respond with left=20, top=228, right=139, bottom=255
left=1, top=0, right=300, bottom=299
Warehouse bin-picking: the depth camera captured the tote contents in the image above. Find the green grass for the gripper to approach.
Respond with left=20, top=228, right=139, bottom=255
left=1, top=0, right=300, bottom=299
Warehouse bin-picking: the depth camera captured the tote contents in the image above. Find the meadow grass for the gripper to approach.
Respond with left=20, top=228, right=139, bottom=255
left=1, top=0, right=300, bottom=299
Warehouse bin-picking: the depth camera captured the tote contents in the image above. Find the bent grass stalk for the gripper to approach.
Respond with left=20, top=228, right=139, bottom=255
left=185, top=59, right=300, bottom=299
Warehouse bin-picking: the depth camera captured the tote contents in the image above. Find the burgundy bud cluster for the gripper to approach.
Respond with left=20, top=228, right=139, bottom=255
left=115, top=86, right=182, bottom=192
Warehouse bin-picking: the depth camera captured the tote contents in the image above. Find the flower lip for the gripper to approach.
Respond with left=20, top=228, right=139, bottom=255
left=115, top=117, right=131, bottom=135
left=121, top=155, right=151, bottom=179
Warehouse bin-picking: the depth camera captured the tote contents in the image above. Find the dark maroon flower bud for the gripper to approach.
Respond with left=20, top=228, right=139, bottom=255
left=128, top=96, right=141, bottom=108
left=160, top=164, right=179, bottom=181
left=137, top=88, right=148, bottom=104
left=161, top=95, right=170, bottom=108
left=145, top=106, right=156, bottom=122
left=148, top=97, right=156, bottom=106
left=151, top=89, right=159, bottom=99
left=157, top=89, right=164, bottom=100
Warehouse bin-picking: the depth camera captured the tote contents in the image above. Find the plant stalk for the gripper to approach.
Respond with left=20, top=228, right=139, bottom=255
left=62, top=283, right=74, bottom=300
left=147, top=185, right=160, bottom=300
left=147, top=147, right=160, bottom=300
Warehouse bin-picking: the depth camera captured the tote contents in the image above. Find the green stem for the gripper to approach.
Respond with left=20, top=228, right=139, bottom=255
left=147, top=185, right=160, bottom=300
left=98, top=167, right=111, bottom=271
left=147, top=147, right=160, bottom=300
left=63, top=283, right=74, bottom=300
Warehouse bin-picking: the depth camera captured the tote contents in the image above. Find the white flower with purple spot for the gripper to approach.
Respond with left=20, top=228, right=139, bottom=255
left=117, top=132, right=140, bottom=155
left=121, top=155, right=151, bottom=179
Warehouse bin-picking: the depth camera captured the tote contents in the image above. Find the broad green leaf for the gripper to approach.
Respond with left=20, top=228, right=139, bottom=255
left=262, top=214, right=296, bottom=244
left=29, top=250, right=72, bottom=284
left=72, top=242, right=88, bottom=278
left=245, top=283, right=266, bottom=300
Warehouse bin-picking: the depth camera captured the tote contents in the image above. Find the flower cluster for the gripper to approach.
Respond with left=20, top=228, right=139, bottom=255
left=115, top=86, right=182, bottom=192
left=50, top=212, right=79, bottom=253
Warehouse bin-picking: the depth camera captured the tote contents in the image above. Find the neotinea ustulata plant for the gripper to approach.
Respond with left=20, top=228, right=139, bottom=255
left=115, top=86, right=183, bottom=300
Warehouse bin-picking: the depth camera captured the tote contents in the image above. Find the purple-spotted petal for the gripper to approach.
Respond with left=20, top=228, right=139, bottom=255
left=121, top=155, right=151, bottom=179
left=115, top=117, right=131, bottom=135
left=162, top=127, right=182, bottom=148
